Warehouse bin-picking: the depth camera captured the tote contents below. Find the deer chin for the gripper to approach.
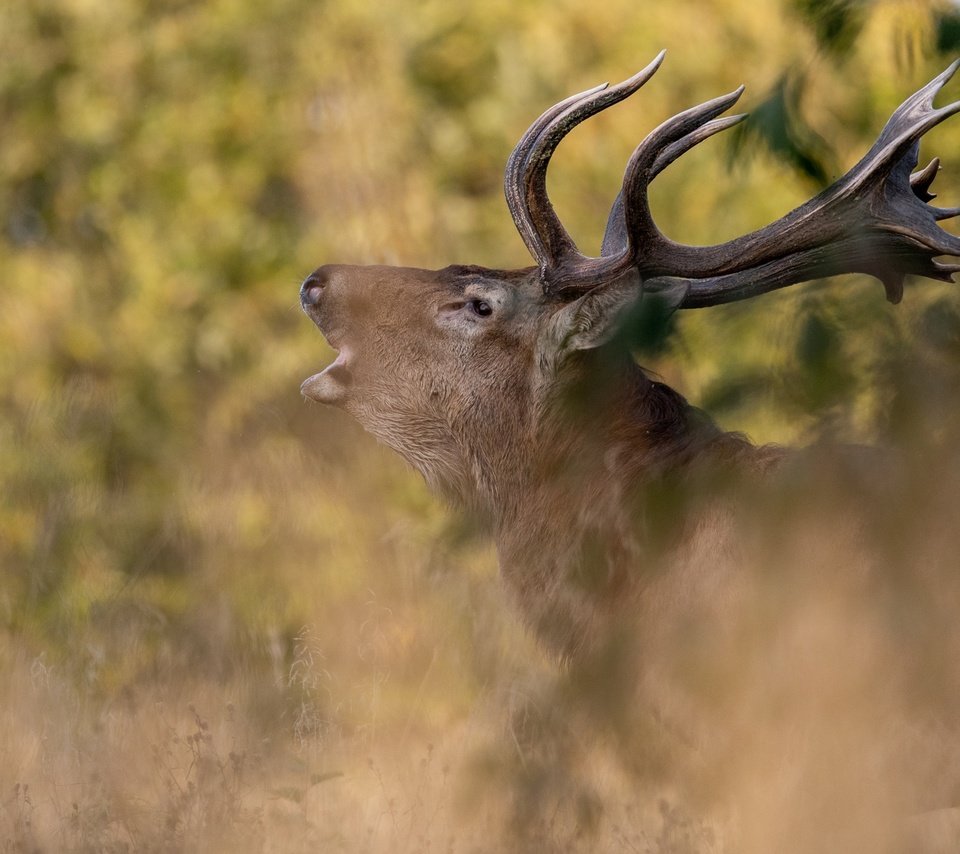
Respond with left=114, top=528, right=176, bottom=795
left=301, top=345, right=353, bottom=405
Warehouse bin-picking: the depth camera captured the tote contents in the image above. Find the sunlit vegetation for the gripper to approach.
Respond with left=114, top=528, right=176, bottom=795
left=3, top=0, right=960, bottom=850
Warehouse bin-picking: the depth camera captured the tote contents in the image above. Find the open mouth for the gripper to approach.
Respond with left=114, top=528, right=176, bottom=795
left=301, top=340, right=353, bottom=405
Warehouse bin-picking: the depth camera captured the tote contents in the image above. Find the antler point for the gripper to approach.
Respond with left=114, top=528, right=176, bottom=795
left=933, top=206, right=960, bottom=222
left=880, top=273, right=905, bottom=304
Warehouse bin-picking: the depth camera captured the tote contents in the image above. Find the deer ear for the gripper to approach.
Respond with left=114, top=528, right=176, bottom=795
left=552, top=272, right=689, bottom=353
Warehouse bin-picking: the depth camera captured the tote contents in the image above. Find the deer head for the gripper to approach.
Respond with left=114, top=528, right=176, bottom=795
left=300, top=53, right=960, bottom=516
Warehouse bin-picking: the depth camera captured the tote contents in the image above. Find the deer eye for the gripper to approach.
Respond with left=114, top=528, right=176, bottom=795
left=470, top=299, right=493, bottom=317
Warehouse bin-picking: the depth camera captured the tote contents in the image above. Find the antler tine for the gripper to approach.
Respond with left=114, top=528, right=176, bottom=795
left=504, top=82, right=608, bottom=264
left=596, top=97, right=747, bottom=264
left=911, top=156, right=941, bottom=201
left=652, top=111, right=748, bottom=179
left=617, top=87, right=748, bottom=273
left=860, top=59, right=960, bottom=183
left=504, top=50, right=666, bottom=275
left=544, top=86, right=748, bottom=296
left=933, top=205, right=960, bottom=221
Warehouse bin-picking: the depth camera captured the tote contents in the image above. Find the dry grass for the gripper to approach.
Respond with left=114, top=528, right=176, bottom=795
left=7, top=442, right=960, bottom=854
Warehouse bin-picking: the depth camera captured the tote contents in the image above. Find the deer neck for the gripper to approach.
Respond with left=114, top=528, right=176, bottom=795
left=489, top=365, right=763, bottom=657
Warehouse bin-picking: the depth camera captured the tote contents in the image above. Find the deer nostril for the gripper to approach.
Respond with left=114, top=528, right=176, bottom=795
left=300, top=273, right=326, bottom=306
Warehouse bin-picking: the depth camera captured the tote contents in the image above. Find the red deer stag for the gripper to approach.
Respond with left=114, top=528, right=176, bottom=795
left=300, top=53, right=960, bottom=849
left=300, top=53, right=960, bottom=663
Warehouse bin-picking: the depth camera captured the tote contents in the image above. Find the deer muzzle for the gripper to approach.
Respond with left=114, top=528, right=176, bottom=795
left=300, top=269, right=352, bottom=405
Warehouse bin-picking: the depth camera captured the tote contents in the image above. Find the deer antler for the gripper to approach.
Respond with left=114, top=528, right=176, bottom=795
left=504, top=50, right=666, bottom=276
left=507, top=54, right=960, bottom=305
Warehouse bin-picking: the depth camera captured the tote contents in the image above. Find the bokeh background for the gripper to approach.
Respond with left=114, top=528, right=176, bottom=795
left=3, top=0, right=960, bottom=850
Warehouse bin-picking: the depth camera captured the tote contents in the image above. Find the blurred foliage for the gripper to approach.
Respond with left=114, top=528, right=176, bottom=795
left=937, top=6, right=960, bottom=51
left=730, top=72, right=837, bottom=187
left=2, top=0, right=960, bottom=849
left=790, top=0, right=868, bottom=56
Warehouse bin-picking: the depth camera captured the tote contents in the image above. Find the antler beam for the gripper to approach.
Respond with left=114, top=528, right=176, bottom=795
left=505, top=54, right=960, bottom=306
